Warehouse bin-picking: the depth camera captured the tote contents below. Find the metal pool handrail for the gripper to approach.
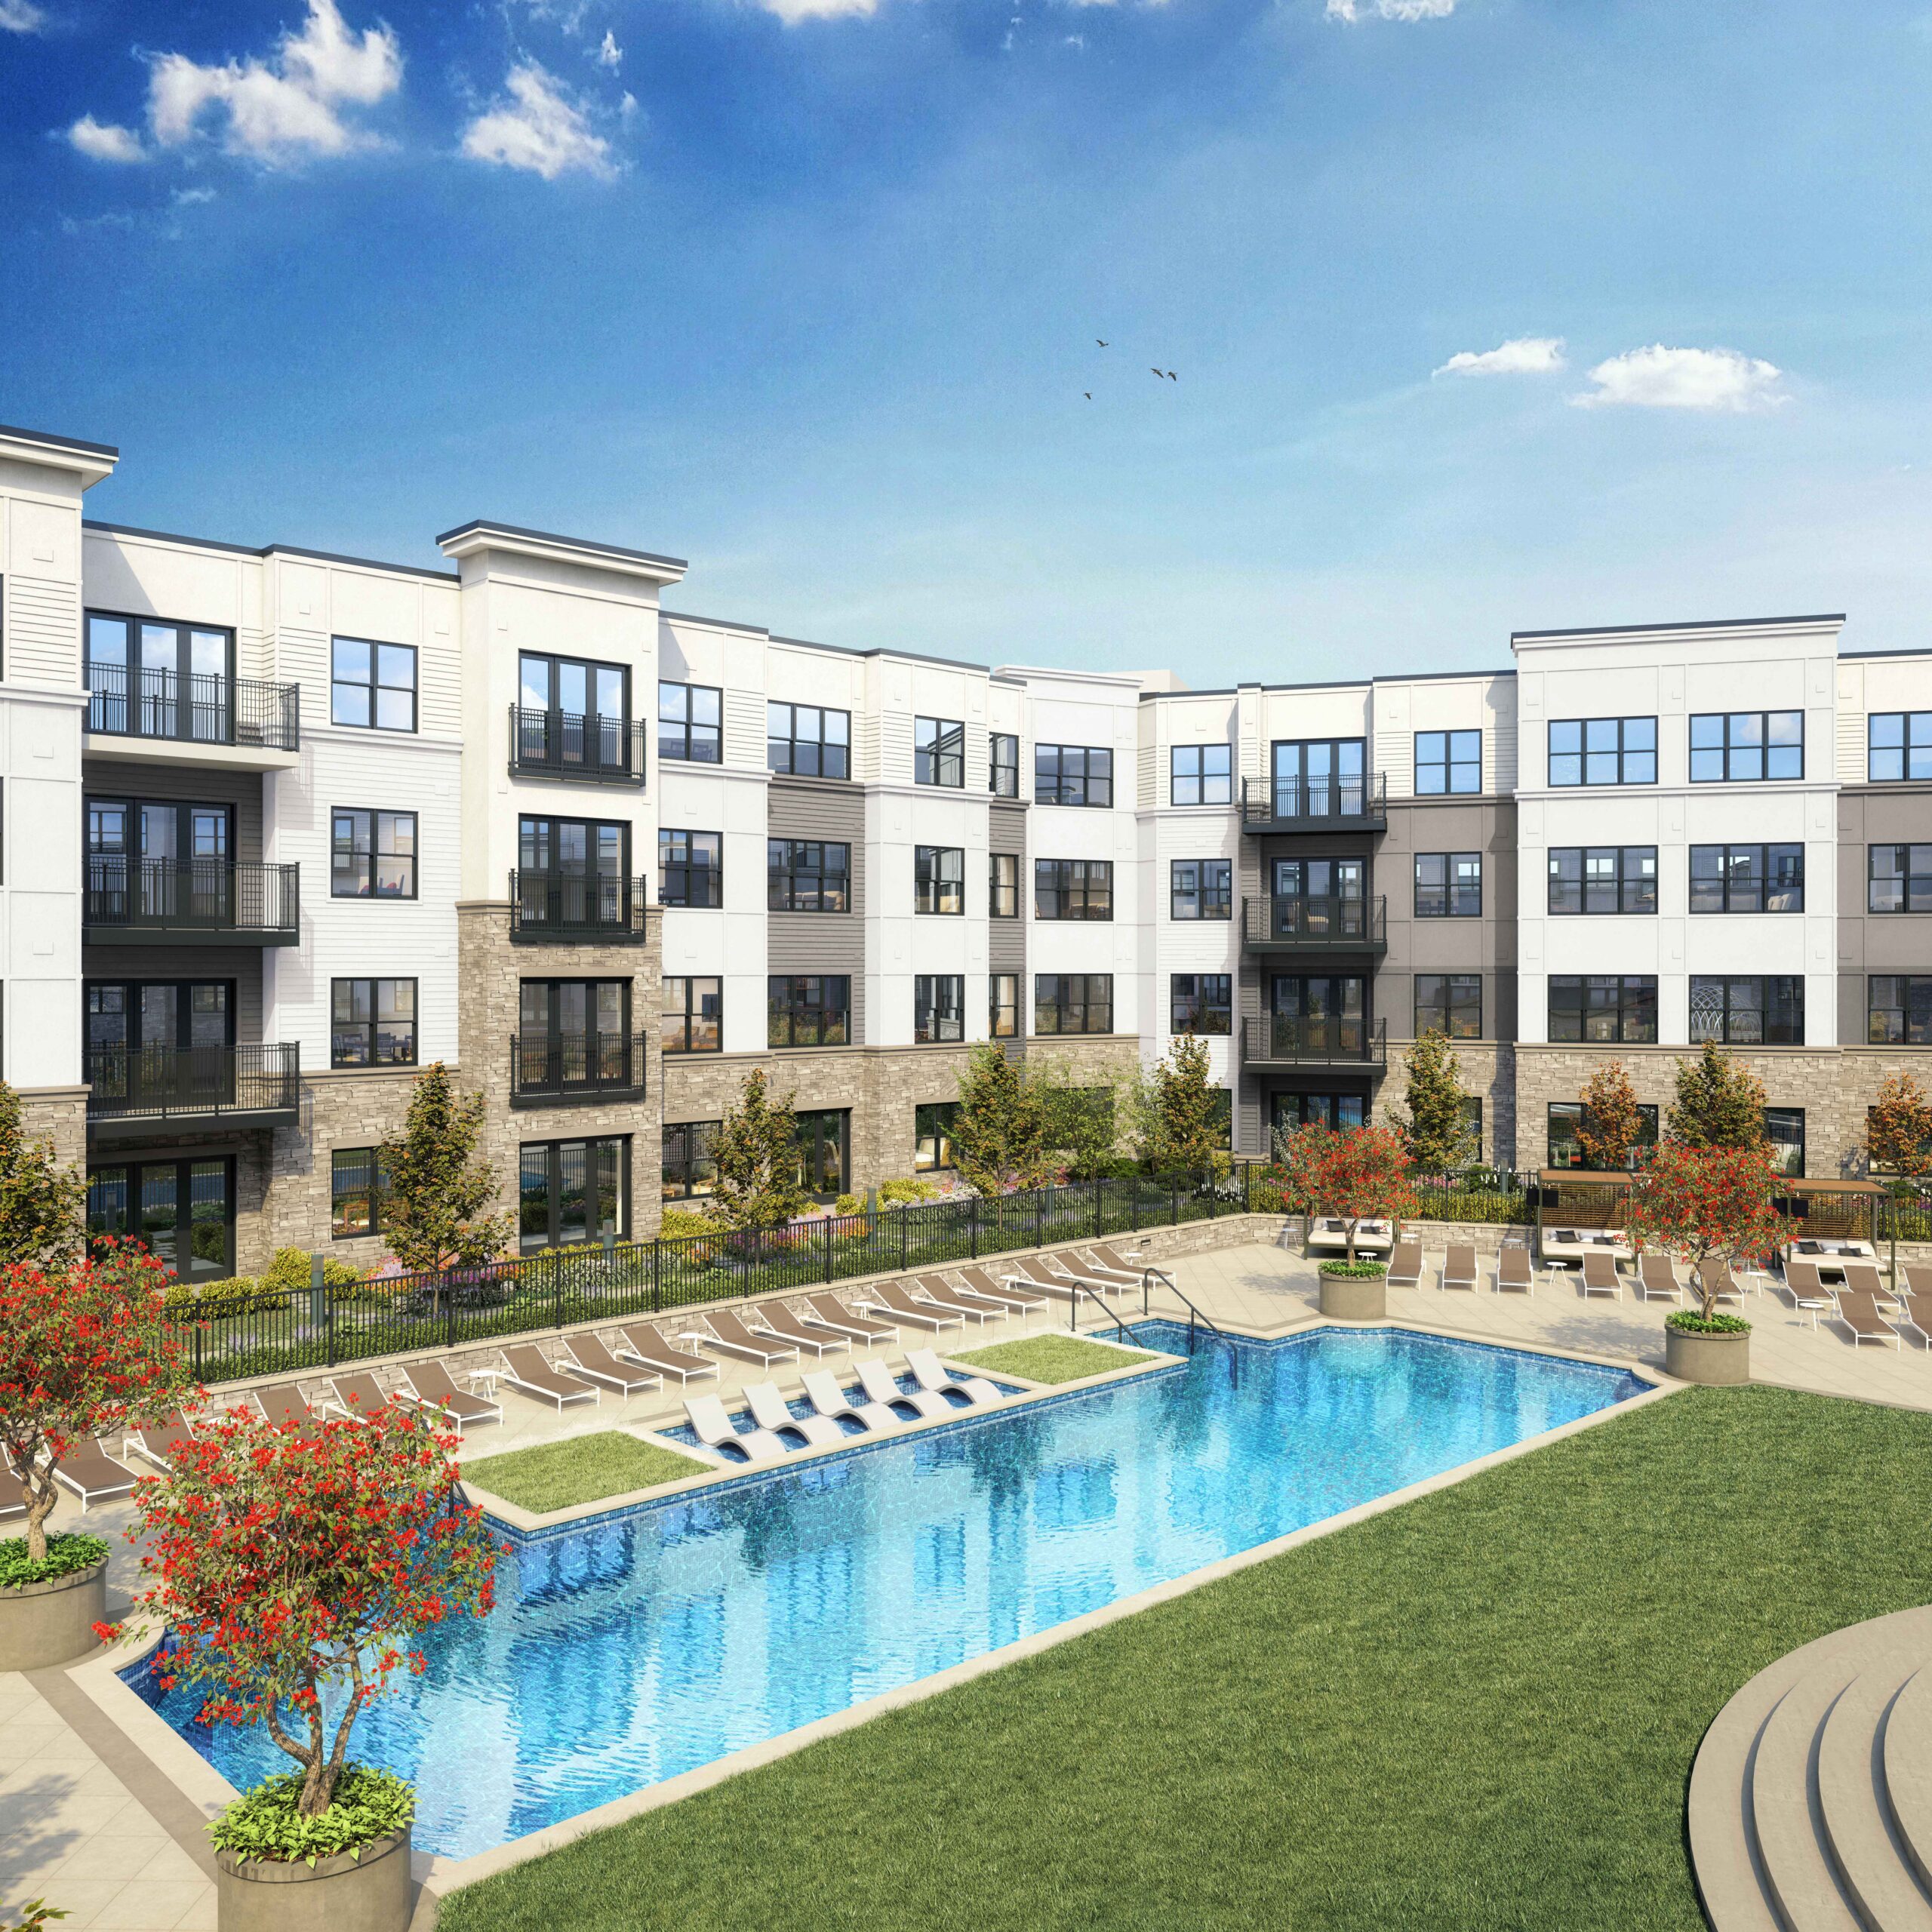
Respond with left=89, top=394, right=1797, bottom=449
left=1140, top=1265, right=1222, bottom=1354
left=1066, top=1281, right=1137, bottom=1349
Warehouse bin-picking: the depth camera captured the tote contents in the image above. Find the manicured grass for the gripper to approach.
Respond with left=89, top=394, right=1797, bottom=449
left=440, top=1387, right=1932, bottom=1931
left=461, top=1431, right=709, bottom=1512
left=952, top=1333, right=1157, bottom=1385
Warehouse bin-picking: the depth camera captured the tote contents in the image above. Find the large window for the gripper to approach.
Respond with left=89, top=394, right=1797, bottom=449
left=915, top=1101, right=960, bottom=1172
left=662, top=1121, right=718, bottom=1201
left=1548, top=1103, right=1658, bottom=1171
left=1034, top=858, right=1113, bottom=921
left=330, top=1147, right=391, bottom=1241
left=914, top=974, right=964, bottom=1043
left=658, top=829, right=722, bottom=909
left=1764, top=1108, right=1805, bottom=1177
left=915, top=845, right=965, bottom=915
left=87, top=1156, right=234, bottom=1282
left=1272, top=1093, right=1367, bottom=1137
left=1171, top=858, right=1232, bottom=920
left=989, top=852, right=1018, bottom=918
left=1548, top=975, right=1657, bottom=1044
left=1035, top=974, right=1113, bottom=1035
left=85, top=981, right=232, bottom=1069
left=331, top=978, right=417, bottom=1067
left=1171, top=744, right=1232, bottom=806
left=85, top=613, right=233, bottom=744
left=1415, top=974, right=1481, bottom=1040
left=1267, top=976, right=1367, bottom=1055
left=768, top=975, right=851, bottom=1048
left=1869, top=712, right=1932, bottom=783
left=1547, top=847, right=1657, bottom=915
left=1690, top=975, right=1804, bottom=1045
left=795, top=1110, right=849, bottom=1195
left=1869, top=844, right=1932, bottom=915
left=1415, top=729, right=1480, bottom=795
left=1690, top=844, right=1804, bottom=914
left=519, top=1137, right=626, bottom=1251
left=1414, top=853, right=1481, bottom=918
left=1271, top=739, right=1365, bottom=817
left=915, top=716, right=964, bottom=788
left=663, top=976, right=721, bottom=1053
left=1869, top=976, right=1932, bottom=1046
left=1690, top=710, right=1803, bottom=783
left=767, top=701, right=850, bottom=780
left=331, top=808, right=417, bottom=900
left=1035, top=743, right=1112, bottom=808
left=769, top=839, right=850, bottom=913
left=658, top=681, right=721, bottom=763
left=516, top=980, right=632, bottom=1095
left=990, top=973, right=1018, bottom=1038
left=989, top=733, right=1020, bottom=798
left=517, top=652, right=629, bottom=773
left=1171, top=973, right=1231, bottom=1036
left=331, top=638, right=416, bottom=733
left=1547, top=718, right=1656, bottom=787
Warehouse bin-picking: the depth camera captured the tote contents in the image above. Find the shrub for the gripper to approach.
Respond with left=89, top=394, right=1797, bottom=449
left=658, top=1207, right=719, bottom=1242
left=878, top=1177, right=940, bottom=1207
left=833, top=1192, right=864, bottom=1217
left=0, top=1529, right=108, bottom=1590
left=262, top=1247, right=363, bottom=1296
left=1318, top=1260, right=1388, bottom=1278
left=208, top=1762, right=415, bottom=1868
left=0, top=1078, right=85, bottom=1268
left=1666, top=1309, right=1752, bottom=1336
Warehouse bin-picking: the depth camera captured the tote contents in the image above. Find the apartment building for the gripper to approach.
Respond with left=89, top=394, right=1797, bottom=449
left=0, top=420, right=1926, bottom=1282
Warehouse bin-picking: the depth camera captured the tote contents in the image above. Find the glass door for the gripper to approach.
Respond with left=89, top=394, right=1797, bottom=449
left=1270, top=857, right=1364, bottom=937
left=87, top=1158, right=234, bottom=1281
left=1269, top=974, right=1366, bottom=1057
left=794, top=1109, right=849, bottom=1196
left=1272, top=739, right=1366, bottom=817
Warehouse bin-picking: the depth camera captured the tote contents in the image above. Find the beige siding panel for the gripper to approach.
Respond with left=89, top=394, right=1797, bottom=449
left=5, top=575, right=79, bottom=687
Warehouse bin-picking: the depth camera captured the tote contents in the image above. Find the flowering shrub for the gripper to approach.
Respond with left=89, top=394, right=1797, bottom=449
left=1623, top=1140, right=1786, bottom=1325
left=1275, top=1124, right=1421, bottom=1263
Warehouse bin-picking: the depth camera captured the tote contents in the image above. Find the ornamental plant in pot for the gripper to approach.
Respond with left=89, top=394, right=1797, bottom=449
left=1275, top=1121, right=1420, bottom=1321
left=102, top=1397, right=498, bottom=1932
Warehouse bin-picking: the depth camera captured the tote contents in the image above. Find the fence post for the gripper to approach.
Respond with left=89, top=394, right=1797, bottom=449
left=1094, top=1177, right=1103, bottom=1240
left=1171, top=1177, right=1180, bottom=1227
left=1035, top=1189, right=1044, bottom=1251
left=826, top=1214, right=836, bottom=1285
left=446, top=1275, right=456, bottom=1353
left=651, top=1235, right=662, bottom=1315
left=554, top=1257, right=564, bottom=1332
left=900, top=1207, right=909, bottom=1275
left=970, top=1195, right=979, bottom=1261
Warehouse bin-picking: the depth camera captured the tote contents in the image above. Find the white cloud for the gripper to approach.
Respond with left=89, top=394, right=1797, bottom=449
left=0, top=0, right=46, bottom=32
left=460, top=63, right=616, bottom=180
left=1572, top=345, right=1788, bottom=413
left=1433, top=336, right=1566, bottom=378
left=595, top=29, right=622, bottom=66
left=68, top=114, right=147, bottom=163
left=1327, top=0, right=1455, bottom=19
left=756, top=0, right=880, bottom=23
left=172, top=184, right=217, bottom=204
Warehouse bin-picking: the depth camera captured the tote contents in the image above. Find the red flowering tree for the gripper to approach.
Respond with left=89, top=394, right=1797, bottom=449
left=108, top=1400, right=498, bottom=1818
left=1276, top=1122, right=1421, bottom=1263
left=1622, top=1139, right=1787, bottom=1324
left=0, top=1240, right=197, bottom=1567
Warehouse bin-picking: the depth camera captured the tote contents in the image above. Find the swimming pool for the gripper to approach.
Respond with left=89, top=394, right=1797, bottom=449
left=129, top=1324, right=1647, bottom=1857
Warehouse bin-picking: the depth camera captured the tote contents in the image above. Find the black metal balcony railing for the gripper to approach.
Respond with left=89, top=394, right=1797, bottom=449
left=1241, top=894, right=1387, bottom=952
left=509, top=870, right=650, bottom=944
left=1239, top=1016, right=1388, bottom=1070
left=84, top=859, right=300, bottom=945
left=87, top=666, right=300, bottom=753
left=508, top=706, right=647, bottom=786
left=1239, top=773, right=1387, bottom=829
left=85, top=1042, right=301, bottom=1127
left=510, top=1031, right=649, bottom=1107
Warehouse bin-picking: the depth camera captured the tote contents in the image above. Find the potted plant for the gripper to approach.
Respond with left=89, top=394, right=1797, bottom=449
left=101, top=1398, right=498, bottom=1932
left=0, top=1240, right=195, bottom=1669
left=1623, top=1140, right=1785, bottom=1386
left=1277, top=1122, right=1420, bottom=1321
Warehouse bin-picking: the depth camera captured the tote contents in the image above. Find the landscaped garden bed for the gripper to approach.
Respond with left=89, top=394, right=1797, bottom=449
left=950, top=1335, right=1158, bottom=1386
left=463, top=1432, right=711, bottom=1512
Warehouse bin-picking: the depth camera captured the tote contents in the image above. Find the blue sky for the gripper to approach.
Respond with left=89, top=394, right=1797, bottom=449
left=5, top=0, right=1932, bottom=684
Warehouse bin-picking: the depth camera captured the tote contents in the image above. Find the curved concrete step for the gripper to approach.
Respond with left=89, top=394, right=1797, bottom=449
left=1753, top=1660, right=1865, bottom=1932
left=1887, top=1669, right=1932, bottom=1900
left=1817, top=1658, right=1932, bottom=1932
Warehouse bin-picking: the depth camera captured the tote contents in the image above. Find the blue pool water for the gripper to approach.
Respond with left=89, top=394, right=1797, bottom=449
left=128, top=1324, right=1645, bottom=1857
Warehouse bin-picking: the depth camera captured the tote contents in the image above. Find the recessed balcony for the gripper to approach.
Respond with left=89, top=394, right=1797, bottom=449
left=84, top=860, right=300, bottom=948
left=1239, top=1017, right=1387, bottom=1074
left=508, top=706, right=648, bottom=787
left=1241, top=894, right=1386, bottom=955
left=508, top=870, right=651, bottom=945
left=1238, top=774, right=1387, bottom=835
left=85, top=668, right=300, bottom=771
left=85, top=1042, right=301, bottom=1137
left=509, top=1032, right=650, bottom=1108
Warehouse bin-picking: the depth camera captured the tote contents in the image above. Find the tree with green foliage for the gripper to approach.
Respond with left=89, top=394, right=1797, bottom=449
left=1666, top=1041, right=1767, bottom=1151
left=0, top=1080, right=85, bottom=1269
left=949, top=1044, right=1051, bottom=1196
left=1866, top=1070, right=1932, bottom=1178
left=1395, top=1030, right=1474, bottom=1174
left=377, top=1063, right=513, bottom=1271
left=1134, top=1033, right=1229, bottom=1177
left=708, top=1069, right=811, bottom=1232
left=1577, top=1060, right=1646, bottom=1171
left=1041, top=1079, right=1120, bottom=1180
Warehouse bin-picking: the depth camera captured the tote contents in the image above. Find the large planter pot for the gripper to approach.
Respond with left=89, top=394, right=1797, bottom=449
left=217, top=1826, right=413, bottom=1932
left=1666, top=1324, right=1751, bottom=1387
left=1319, top=1271, right=1387, bottom=1322
left=0, top=1558, right=107, bottom=1671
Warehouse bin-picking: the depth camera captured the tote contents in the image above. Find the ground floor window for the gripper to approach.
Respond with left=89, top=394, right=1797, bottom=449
left=795, top=1109, right=848, bottom=1195
left=519, top=1137, right=626, bottom=1251
left=1269, top=1092, right=1366, bottom=1139
left=915, top=1101, right=960, bottom=1172
left=331, top=1146, right=392, bottom=1239
left=1035, top=973, right=1113, bottom=1035
left=662, top=1121, right=719, bottom=1201
left=1764, top=1106, right=1805, bottom=1177
left=990, top=973, right=1019, bottom=1038
left=88, top=1157, right=233, bottom=1281
left=1546, top=1101, right=1658, bottom=1171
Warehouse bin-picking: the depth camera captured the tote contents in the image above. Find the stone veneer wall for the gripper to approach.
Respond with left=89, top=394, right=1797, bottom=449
left=1379, top=1040, right=1518, bottom=1168
left=17, top=1086, right=88, bottom=1182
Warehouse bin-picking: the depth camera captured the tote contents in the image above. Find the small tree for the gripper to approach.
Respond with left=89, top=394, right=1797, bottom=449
left=1667, top=1041, right=1767, bottom=1151
left=709, top=1069, right=811, bottom=1232
left=1041, top=1075, right=1121, bottom=1180
left=1397, top=1030, right=1474, bottom=1174
left=1623, top=1140, right=1786, bottom=1324
left=0, top=1080, right=85, bottom=1269
left=1276, top=1122, right=1420, bottom=1263
left=1866, top=1071, right=1932, bottom=1179
left=950, top=1043, right=1051, bottom=1196
left=1577, top=1060, right=1646, bottom=1171
left=107, top=1401, right=497, bottom=1820
left=0, top=1241, right=196, bottom=1566
left=1134, top=1034, right=1229, bottom=1177
left=379, top=1063, right=512, bottom=1270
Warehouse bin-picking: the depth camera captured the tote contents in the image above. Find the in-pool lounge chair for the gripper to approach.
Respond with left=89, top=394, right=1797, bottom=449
left=802, top=1294, right=897, bottom=1347
left=254, top=1382, right=320, bottom=1429
left=127, top=1411, right=197, bottom=1470
left=904, top=1276, right=1005, bottom=1327
left=614, top=1323, right=720, bottom=1385
left=700, top=1309, right=800, bottom=1367
left=863, top=1281, right=966, bottom=1334
left=1580, top=1251, right=1623, bottom=1300
left=802, top=1369, right=900, bottom=1434
left=561, top=1334, right=663, bottom=1397
left=1635, top=1255, right=1682, bottom=1304
left=1441, top=1244, right=1478, bottom=1293
left=1386, top=1240, right=1424, bottom=1288
left=324, top=1371, right=394, bottom=1420
left=856, top=1358, right=952, bottom=1421
left=1780, top=1260, right=1835, bottom=1325
left=750, top=1302, right=854, bottom=1358
left=743, top=1382, right=845, bottom=1448
left=1496, top=1246, right=1537, bottom=1296
left=685, top=1395, right=787, bottom=1464
left=1834, top=1287, right=1901, bottom=1350
left=940, top=1269, right=1047, bottom=1315
left=396, top=1360, right=505, bottom=1433
left=500, top=1344, right=599, bottom=1411
left=907, top=1349, right=1001, bottom=1408
left=53, top=1438, right=137, bottom=1512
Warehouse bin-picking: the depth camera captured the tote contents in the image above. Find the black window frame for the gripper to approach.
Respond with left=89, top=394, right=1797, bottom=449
left=330, top=977, right=418, bottom=1068
left=1764, top=1106, right=1806, bottom=1178
left=1170, top=972, right=1232, bottom=1036
left=1415, top=973, right=1481, bottom=1040
left=990, top=972, right=1019, bottom=1038
left=1414, top=851, right=1481, bottom=918
left=913, top=974, right=964, bottom=1044
left=331, top=1146, right=392, bottom=1241
left=662, top=975, right=722, bottom=1054
left=1171, top=857, right=1232, bottom=921
left=989, top=732, right=1020, bottom=798
left=914, top=845, right=965, bottom=915
left=768, top=974, right=851, bottom=1049
left=1546, top=717, right=1657, bottom=788
left=1034, top=857, right=1114, bottom=921
left=915, top=1100, right=961, bottom=1173
left=768, top=838, right=851, bottom=914
left=86, top=1153, right=236, bottom=1282
left=1170, top=743, right=1232, bottom=807
left=1547, top=846, right=1658, bottom=915
left=989, top=851, right=1019, bottom=918
left=658, top=828, right=723, bottom=909
left=518, top=1135, right=628, bottom=1252
left=1547, top=1101, right=1659, bottom=1171
left=1868, top=975, right=1932, bottom=1046
left=330, top=807, right=418, bottom=901
left=1689, top=975, right=1804, bottom=1046
left=1034, top=973, right=1114, bottom=1035
left=1689, top=710, right=1804, bottom=783
left=1868, top=712, right=1932, bottom=783
left=766, top=700, right=851, bottom=780
left=1035, top=743, right=1113, bottom=808
left=914, top=716, right=964, bottom=788
left=658, top=681, right=722, bottom=764
left=331, top=636, right=417, bottom=734
left=1415, top=728, right=1481, bottom=796
left=1547, top=974, right=1658, bottom=1044
left=1868, top=844, right=1932, bottom=915
left=662, top=1120, right=719, bottom=1201
left=1689, top=844, right=1805, bottom=915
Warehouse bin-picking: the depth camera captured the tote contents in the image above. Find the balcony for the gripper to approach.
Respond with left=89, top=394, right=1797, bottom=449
left=1239, top=774, right=1386, bottom=835
left=1241, top=894, right=1386, bottom=955
left=508, top=706, right=647, bottom=788
left=1239, top=1016, right=1387, bottom=1074
left=85, top=1043, right=301, bottom=1137
left=510, top=1032, right=649, bottom=1108
left=509, top=870, right=650, bottom=945
left=86, top=667, right=300, bottom=769
left=85, top=860, right=300, bottom=947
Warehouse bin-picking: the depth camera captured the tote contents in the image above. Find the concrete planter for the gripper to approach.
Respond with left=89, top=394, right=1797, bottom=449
left=1665, top=1323, right=1751, bottom=1387
left=1318, top=1269, right=1387, bottom=1322
left=0, top=1557, right=107, bottom=1671
left=217, top=1825, right=413, bottom=1932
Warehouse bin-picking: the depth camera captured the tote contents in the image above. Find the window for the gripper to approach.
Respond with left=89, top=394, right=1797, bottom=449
left=514, top=816, right=635, bottom=934
left=515, top=983, right=633, bottom=1098
left=1170, top=973, right=1231, bottom=1036
left=1690, top=976, right=1804, bottom=1045
left=990, top=733, right=1020, bottom=798
left=1547, top=717, right=1657, bottom=787
left=658, top=829, right=722, bottom=909
left=1547, top=1103, right=1658, bottom=1171
left=330, top=1147, right=391, bottom=1240
left=85, top=980, right=232, bottom=1065
left=1869, top=844, right=1932, bottom=914
left=767, top=702, right=850, bottom=780
left=1548, top=975, right=1657, bottom=1044
left=769, top=839, right=850, bottom=913
left=517, top=654, right=630, bottom=773
left=915, top=716, right=964, bottom=788
left=331, top=809, right=417, bottom=900
left=331, top=638, right=416, bottom=733
left=1415, top=974, right=1481, bottom=1040
left=88, top=1157, right=235, bottom=1282
left=1869, top=976, right=1932, bottom=1046
left=795, top=1109, right=849, bottom=1195
left=1267, top=976, right=1367, bottom=1055
left=331, top=979, right=417, bottom=1067
left=1171, top=743, right=1232, bottom=806
left=1415, top=729, right=1480, bottom=795
left=1764, top=1108, right=1805, bottom=1178
left=1414, top=853, right=1481, bottom=918
left=1171, top=859, right=1232, bottom=920
left=663, top=976, right=721, bottom=1053
left=915, top=1101, right=961, bottom=1172
left=1034, top=857, right=1113, bottom=921
left=768, top=975, right=851, bottom=1048
left=1035, top=974, right=1113, bottom=1035
left=915, top=846, right=964, bottom=915
left=1272, top=739, right=1366, bottom=817
left=1869, top=712, right=1932, bottom=783
left=1035, top=743, right=1112, bottom=808
left=662, top=1121, right=718, bottom=1201
left=1272, top=1093, right=1367, bottom=1137
left=519, top=1137, right=626, bottom=1251
left=1690, top=710, right=1803, bottom=783
left=1547, top=847, right=1657, bottom=915
left=85, top=613, right=235, bottom=744
left=990, top=973, right=1019, bottom=1038
left=989, top=852, right=1018, bottom=918
left=658, top=681, right=721, bottom=763
left=1690, top=844, right=1805, bottom=914
left=913, top=974, right=964, bottom=1043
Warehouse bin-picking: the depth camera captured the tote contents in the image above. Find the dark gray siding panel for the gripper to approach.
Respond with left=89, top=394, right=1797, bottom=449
left=82, top=946, right=265, bottom=1038
left=82, top=761, right=265, bottom=865
left=768, top=778, right=866, bottom=1039
left=988, top=801, right=1027, bottom=983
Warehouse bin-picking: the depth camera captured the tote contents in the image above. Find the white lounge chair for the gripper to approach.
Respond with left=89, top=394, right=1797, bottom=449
left=802, top=1369, right=900, bottom=1434
left=743, top=1381, right=844, bottom=1447
left=685, top=1394, right=788, bottom=1463
left=856, top=1358, right=952, bottom=1421
left=906, top=1348, right=1001, bottom=1407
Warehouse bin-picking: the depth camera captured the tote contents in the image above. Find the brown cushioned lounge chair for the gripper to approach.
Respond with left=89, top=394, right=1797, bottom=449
left=943, top=1268, right=1048, bottom=1313
left=325, top=1371, right=395, bottom=1420
left=1386, top=1240, right=1423, bottom=1287
left=864, top=1281, right=965, bottom=1333
left=700, top=1309, right=800, bottom=1365
left=614, top=1323, right=720, bottom=1383
left=1835, top=1287, right=1901, bottom=1350
left=1580, top=1250, right=1622, bottom=1300
left=1441, top=1244, right=1478, bottom=1292
left=53, top=1438, right=137, bottom=1512
left=1780, top=1260, right=1834, bottom=1325
left=396, top=1360, right=505, bottom=1432
left=801, top=1295, right=897, bottom=1346
left=903, top=1276, right=1004, bottom=1327
left=1496, top=1246, right=1536, bottom=1295
left=499, top=1344, right=600, bottom=1410
left=1635, top=1254, right=1681, bottom=1304
left=561, top=1334, right=663, bottom=1396
left=750, top=1302, right=854, bottom=1358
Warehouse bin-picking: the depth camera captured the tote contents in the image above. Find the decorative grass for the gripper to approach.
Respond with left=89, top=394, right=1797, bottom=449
left=439, top=1386, right=1932, bottom=1931
left=461, top=1431, right=709, bottom=1513
left=950, top=1334, right=1157, bottom=1386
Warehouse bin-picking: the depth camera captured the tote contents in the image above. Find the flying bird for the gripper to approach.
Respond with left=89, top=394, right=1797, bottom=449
left=1084, top=392, right=1092, bottom=400
left=1097, top=339, right=1109, bottom=347
left=1166, top=370, right=1177, bottom=381
left=1150, top=367, right=1162, bottom=377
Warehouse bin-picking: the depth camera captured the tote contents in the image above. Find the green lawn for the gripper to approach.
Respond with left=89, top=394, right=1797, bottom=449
left=952, top=1333, right=1158, bottom=1385
left=440, top=1386, right=1932, bottom=1932
left=461, top=1430, right=709, bottom=1512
